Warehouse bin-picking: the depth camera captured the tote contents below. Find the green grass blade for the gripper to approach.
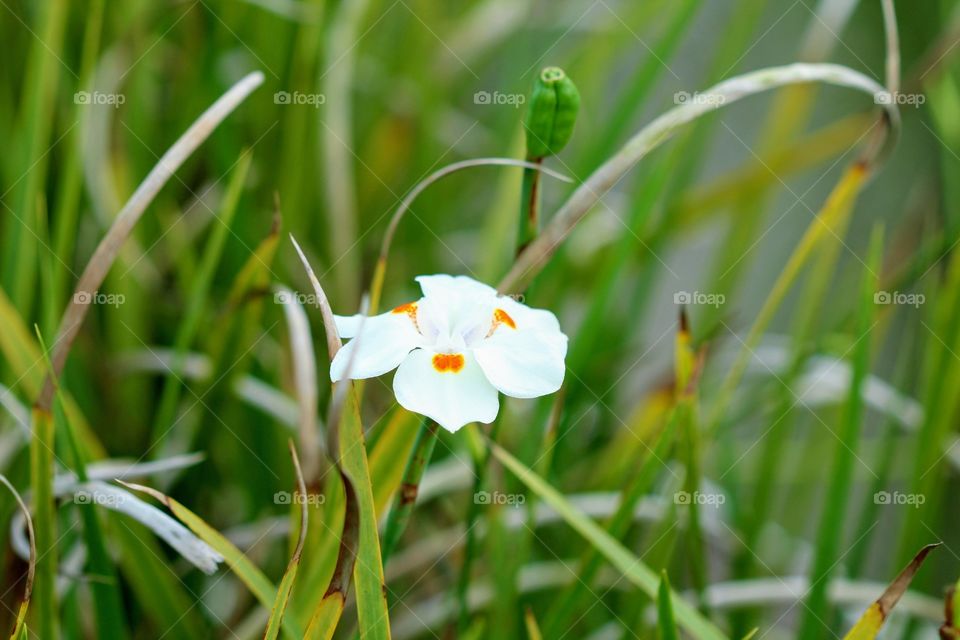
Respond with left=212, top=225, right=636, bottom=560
left=380, top=417, right=437, bottom=563
left=841, top=544, right=938, bottom=640
left=797, top=226, right=882, bottom=640
left=110, top=521, right=208, bottom=639
left=1, top=0, right=68, bottom=315
left=1, top=474, right=35, bottom=640
left=340, top=388, right=391, bottom=639
left=489, top=441, right=727, bottom=640
left=152, top=149, right=253, bottom=444
left=28, top=407, right=56, bottom=640
left=264, top=443, right=309, bottom=640
left=658, top=570, right=680, bottom=640
left=119, top=481, right=304, bottom=638
left=709, top=162, right=869, bottom=430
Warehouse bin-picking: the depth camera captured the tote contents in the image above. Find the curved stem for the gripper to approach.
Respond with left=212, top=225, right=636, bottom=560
left=369, top=158, right=572, bottom=312
left=497, top=62, right=898, bottom=294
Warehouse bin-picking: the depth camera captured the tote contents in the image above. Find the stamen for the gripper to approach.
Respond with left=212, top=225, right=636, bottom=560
left=432, top=353, right=465, bottom=373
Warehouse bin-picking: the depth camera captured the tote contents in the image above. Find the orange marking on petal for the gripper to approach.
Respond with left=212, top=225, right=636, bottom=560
left=391, top=301, right=420, bottom=332
left=486, top=308, right=517, bottom=336
left=392, top=301, right=417, bottom=314
left=432, top=353, right=465, bottom=373
left=494, top=308, right=516, bottom=329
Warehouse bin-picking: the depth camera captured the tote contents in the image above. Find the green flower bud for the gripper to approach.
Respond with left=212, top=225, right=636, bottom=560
left=524, top=66, right=580, bottom=159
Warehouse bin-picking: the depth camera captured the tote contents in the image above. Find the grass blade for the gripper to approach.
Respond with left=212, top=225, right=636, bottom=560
left=264, top=442, right=309, bottom=640
left=658, top=570, right=680, bottom=640
left=28, top=407, right=56, bottom=639
left=380, top=417, right=437, bottom=563
left=38, top=71, right=265, bottom=412
left=118, top=481, right=305, bottom=638
left=797, top=226, right=883, bottom=639
left=339, top=388, right=391, bottom=639
left=499, top=63, right=896, bottom=292
left=1, top=475, right=35, bottom=640
left=524, top=606, right=543, bottom=640
left=841, top=544, right=939, bottom=640
left=151, top=149, right=253, bottom=447
left=708, top=161, right=870, bottom=430
left=488, top=441, right=727, bottom=640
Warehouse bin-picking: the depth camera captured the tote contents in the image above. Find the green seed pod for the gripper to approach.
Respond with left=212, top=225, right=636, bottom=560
left=524, top=66, right=580, bottom=159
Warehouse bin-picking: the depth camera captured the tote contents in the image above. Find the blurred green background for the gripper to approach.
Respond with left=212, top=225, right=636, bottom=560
left=1, top=0, right=960, bottom=638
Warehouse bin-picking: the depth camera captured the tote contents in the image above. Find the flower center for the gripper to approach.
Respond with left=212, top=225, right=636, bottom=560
left=432, top=353, right=465, bottom=373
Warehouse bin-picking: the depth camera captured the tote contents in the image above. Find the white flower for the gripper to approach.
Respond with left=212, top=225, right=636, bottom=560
left=331, top=274, right=567, bottom=432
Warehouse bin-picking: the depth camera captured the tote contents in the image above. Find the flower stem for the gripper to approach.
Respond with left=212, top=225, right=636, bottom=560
left=380, top=417, right=438, bottom=564
left=517, top=159, right=543, bottom=255
left=455, top=418, right=502, bottom=633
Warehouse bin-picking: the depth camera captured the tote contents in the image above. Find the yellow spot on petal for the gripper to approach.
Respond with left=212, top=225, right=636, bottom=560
left=432, top=353, right=465, bottom=373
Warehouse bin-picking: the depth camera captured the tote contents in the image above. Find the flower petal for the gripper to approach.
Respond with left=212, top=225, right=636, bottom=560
left=330, top=311, right=423, bottom=381
left=473, top=327, right=567, bottom=398
left=416, top=274, right=497, bottom=301
left=333, top=313, right=364, bottom=338
left=393, top=349, right=499, bottom=432
left=495, top=295, right=561, bottom=333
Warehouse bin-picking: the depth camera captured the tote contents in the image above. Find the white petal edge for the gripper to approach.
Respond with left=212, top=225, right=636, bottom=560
left=495, top=295, right=561, bottom=333
left=393, top=349, right=499, bottom=432
left=333, top=313, right=364, bottom=338
left=416, top=274, right=497, bottom=301
left=473, top=327, right=567, bottom=399
left=330, top=311, right=423, bottom=381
